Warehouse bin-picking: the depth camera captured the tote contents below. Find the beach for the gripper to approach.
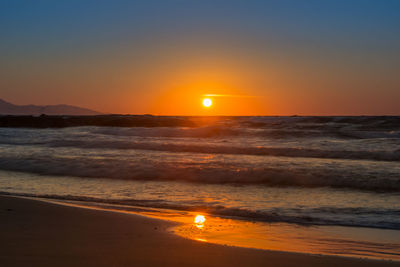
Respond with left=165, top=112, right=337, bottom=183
left=0, top=195, right=397, bottom=267
left=2, top=0, right=399, bottom=265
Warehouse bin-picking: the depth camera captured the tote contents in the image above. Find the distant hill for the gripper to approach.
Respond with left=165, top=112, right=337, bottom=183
left=0, top=99, right=101, bottom=115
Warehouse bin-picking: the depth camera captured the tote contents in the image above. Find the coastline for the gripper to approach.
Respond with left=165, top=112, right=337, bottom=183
left=0, top=195, right=397, bottom=267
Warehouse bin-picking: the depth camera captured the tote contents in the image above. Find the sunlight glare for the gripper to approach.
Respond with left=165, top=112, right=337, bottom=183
left=202, top=98, right=212, bottom=107
left=194, top=214, right=206, bottom=225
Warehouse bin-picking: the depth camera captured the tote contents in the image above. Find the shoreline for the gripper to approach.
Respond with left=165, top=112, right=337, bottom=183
left=0, top=195, right=398, bottom=267
left=20, top=194, right=400, bottom=261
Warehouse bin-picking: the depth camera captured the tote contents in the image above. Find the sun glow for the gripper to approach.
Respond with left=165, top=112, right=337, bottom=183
left=202, top=98, right=212, bottom=107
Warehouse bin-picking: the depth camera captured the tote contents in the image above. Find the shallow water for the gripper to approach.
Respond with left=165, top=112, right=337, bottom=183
left=1, top=171, right=399, bottom=230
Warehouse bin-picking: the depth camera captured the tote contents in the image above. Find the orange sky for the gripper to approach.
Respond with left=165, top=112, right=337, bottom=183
left=1, top=41, right=399, bottom=116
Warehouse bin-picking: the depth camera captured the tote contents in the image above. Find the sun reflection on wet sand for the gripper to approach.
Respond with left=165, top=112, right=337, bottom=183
left=173, top=214, right=400, bottom=261
left=40, top=198, right=400, bottom=261
left=194, top=214, right=206, bottom=229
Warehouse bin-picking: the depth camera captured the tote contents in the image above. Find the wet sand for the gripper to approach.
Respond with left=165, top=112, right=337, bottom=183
left=0, top=195, right=397, bottom=267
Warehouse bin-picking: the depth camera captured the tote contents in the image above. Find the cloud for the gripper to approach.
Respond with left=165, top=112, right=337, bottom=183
left=203, top=94, right=258, bottom=98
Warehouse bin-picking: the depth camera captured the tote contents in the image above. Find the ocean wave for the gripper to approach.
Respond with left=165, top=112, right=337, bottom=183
left=0, top=155, right=398, bottom=192
left=92, top=125, right=244, bottom=138
left=249, top=115, right=400, bottom=128
left=45, top=139, right=400, bottom=161
left=92, top=125, right=400, bottom=140
left=1, top=115, right=399, bottom=140
left=2, top=192, right=399, bottom=230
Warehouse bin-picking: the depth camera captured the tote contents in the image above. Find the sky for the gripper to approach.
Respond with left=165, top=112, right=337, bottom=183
left=0, top=0, right=399, bottom=115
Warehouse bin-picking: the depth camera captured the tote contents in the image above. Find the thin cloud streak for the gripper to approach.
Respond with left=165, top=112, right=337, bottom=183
left=203, top=94, right=258, bottom=98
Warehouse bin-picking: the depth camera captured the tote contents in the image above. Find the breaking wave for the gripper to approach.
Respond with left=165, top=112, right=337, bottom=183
left=0, top=154, right=399, bottom=192
left=45, top=139, right=400, bottom=162
left=92, top=125, right=400, bottom=140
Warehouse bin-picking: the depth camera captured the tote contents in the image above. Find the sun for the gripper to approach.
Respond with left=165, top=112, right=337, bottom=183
left=202, top=98, right=212, bottom=107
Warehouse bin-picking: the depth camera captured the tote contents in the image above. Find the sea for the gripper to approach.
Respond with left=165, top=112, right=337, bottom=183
left=0, top=116, right=399, bottom=260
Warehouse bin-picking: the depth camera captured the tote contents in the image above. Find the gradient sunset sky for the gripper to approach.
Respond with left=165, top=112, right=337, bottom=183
left=1, top=0, right=399, bottom=115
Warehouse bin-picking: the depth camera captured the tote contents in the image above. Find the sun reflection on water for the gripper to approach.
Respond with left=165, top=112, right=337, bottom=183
left=194, top=214, right=206, bottom=229
left=194, top=214, right=206, bottom=224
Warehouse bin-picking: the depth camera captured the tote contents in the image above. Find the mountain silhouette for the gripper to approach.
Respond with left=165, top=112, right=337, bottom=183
left=0, top=99, right=101, bottom=115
